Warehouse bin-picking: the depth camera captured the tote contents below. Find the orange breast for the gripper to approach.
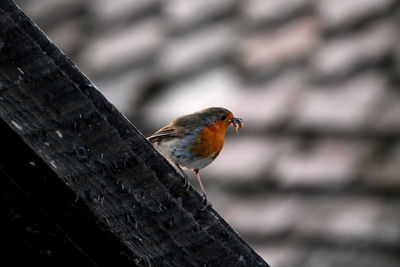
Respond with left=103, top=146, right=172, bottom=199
left=190, top=120, right=228, bottom=160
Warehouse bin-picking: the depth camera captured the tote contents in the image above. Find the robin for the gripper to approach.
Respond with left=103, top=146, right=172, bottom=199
left=148, top=107, right=243, bottom=209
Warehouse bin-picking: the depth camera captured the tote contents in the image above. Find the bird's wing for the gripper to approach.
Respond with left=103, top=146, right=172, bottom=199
left=147, top=124, right=182, bottom=143
left=148, top=112, right=203, bottom=143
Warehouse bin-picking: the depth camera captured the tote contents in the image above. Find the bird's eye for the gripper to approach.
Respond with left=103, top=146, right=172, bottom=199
left=220, top=115, right=227, bottom=120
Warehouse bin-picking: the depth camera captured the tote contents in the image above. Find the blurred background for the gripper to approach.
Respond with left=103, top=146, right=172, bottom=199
left=14, top=0, right=400, bottom=266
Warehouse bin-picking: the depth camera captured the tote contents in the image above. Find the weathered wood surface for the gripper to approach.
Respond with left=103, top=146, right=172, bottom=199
left=0, top=0, right=269, bottom=266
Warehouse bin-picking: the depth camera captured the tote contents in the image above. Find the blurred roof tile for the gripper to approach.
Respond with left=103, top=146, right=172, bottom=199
left=301, top=248, right=400, bottom=267
left=362, top=143, right=400, bottom=188
left=17, top=0, right=85, bottom=29
left=272, top=139, right=367, bottom=187
left=241, top=0, right=311, bottom=26
left=311, top=20, right=395, bottom=79
left=295, top=197, right=400, bottom=244
left=293, top=72, right=386, bottom=132
left=163, top=0, right=236, bottom=32
left=221, top=196, right=301, bottom=236
left=370, top=92, right=400, bottom=133
left=46, top=18, right=88, bottom=56
left=79, top=19, right=163, bottom=77
left=222, top=195, right=400, bottom=245
left=234, top=71, right=306, bottom=130
left=316, top=0, right=395, bottom=30
left=256, top=245, right=303, bottom=267
left=238, top=18, right=318, bottom=74
left=97, top=70, right=148, bottom=115
left=203, top=137, right=295, bottom=182
left=158, top=23, right=235, bottom=79
left=92, top=0, right=159, bottom=22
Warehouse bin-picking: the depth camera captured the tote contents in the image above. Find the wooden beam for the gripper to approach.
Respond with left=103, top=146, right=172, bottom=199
left=0, top=1, right=269, bottom=266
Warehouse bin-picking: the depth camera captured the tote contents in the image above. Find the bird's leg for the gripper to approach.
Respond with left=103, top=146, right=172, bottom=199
left=174, top=163, right=190, bottom=191
left=193, top=169, right=212, bottom=210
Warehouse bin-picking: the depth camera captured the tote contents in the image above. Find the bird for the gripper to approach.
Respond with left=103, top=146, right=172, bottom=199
left=148, top=107, right=243, bottom=209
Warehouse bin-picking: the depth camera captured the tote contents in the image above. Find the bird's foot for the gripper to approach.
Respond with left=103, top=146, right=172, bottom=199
left=183, top=176, right=191, bottom=191
left=200, top=193, right=212, bottom=210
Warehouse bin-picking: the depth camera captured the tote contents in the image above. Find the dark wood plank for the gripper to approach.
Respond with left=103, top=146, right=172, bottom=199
left=0, top=1, right=269, bottom=266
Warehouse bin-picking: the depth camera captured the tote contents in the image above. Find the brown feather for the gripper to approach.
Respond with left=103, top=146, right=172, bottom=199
left=147, top=124, right=178, bottom=143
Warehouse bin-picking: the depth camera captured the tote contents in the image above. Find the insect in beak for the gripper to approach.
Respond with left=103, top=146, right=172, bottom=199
left=230, top=117, right=243, bottom=135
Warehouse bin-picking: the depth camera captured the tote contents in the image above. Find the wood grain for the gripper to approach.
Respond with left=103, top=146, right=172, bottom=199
left=0, top=1, right=269, bottom=266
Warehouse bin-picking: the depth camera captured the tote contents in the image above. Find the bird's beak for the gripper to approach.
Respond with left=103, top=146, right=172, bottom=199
left=230, top=117, right=243, bottom=135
